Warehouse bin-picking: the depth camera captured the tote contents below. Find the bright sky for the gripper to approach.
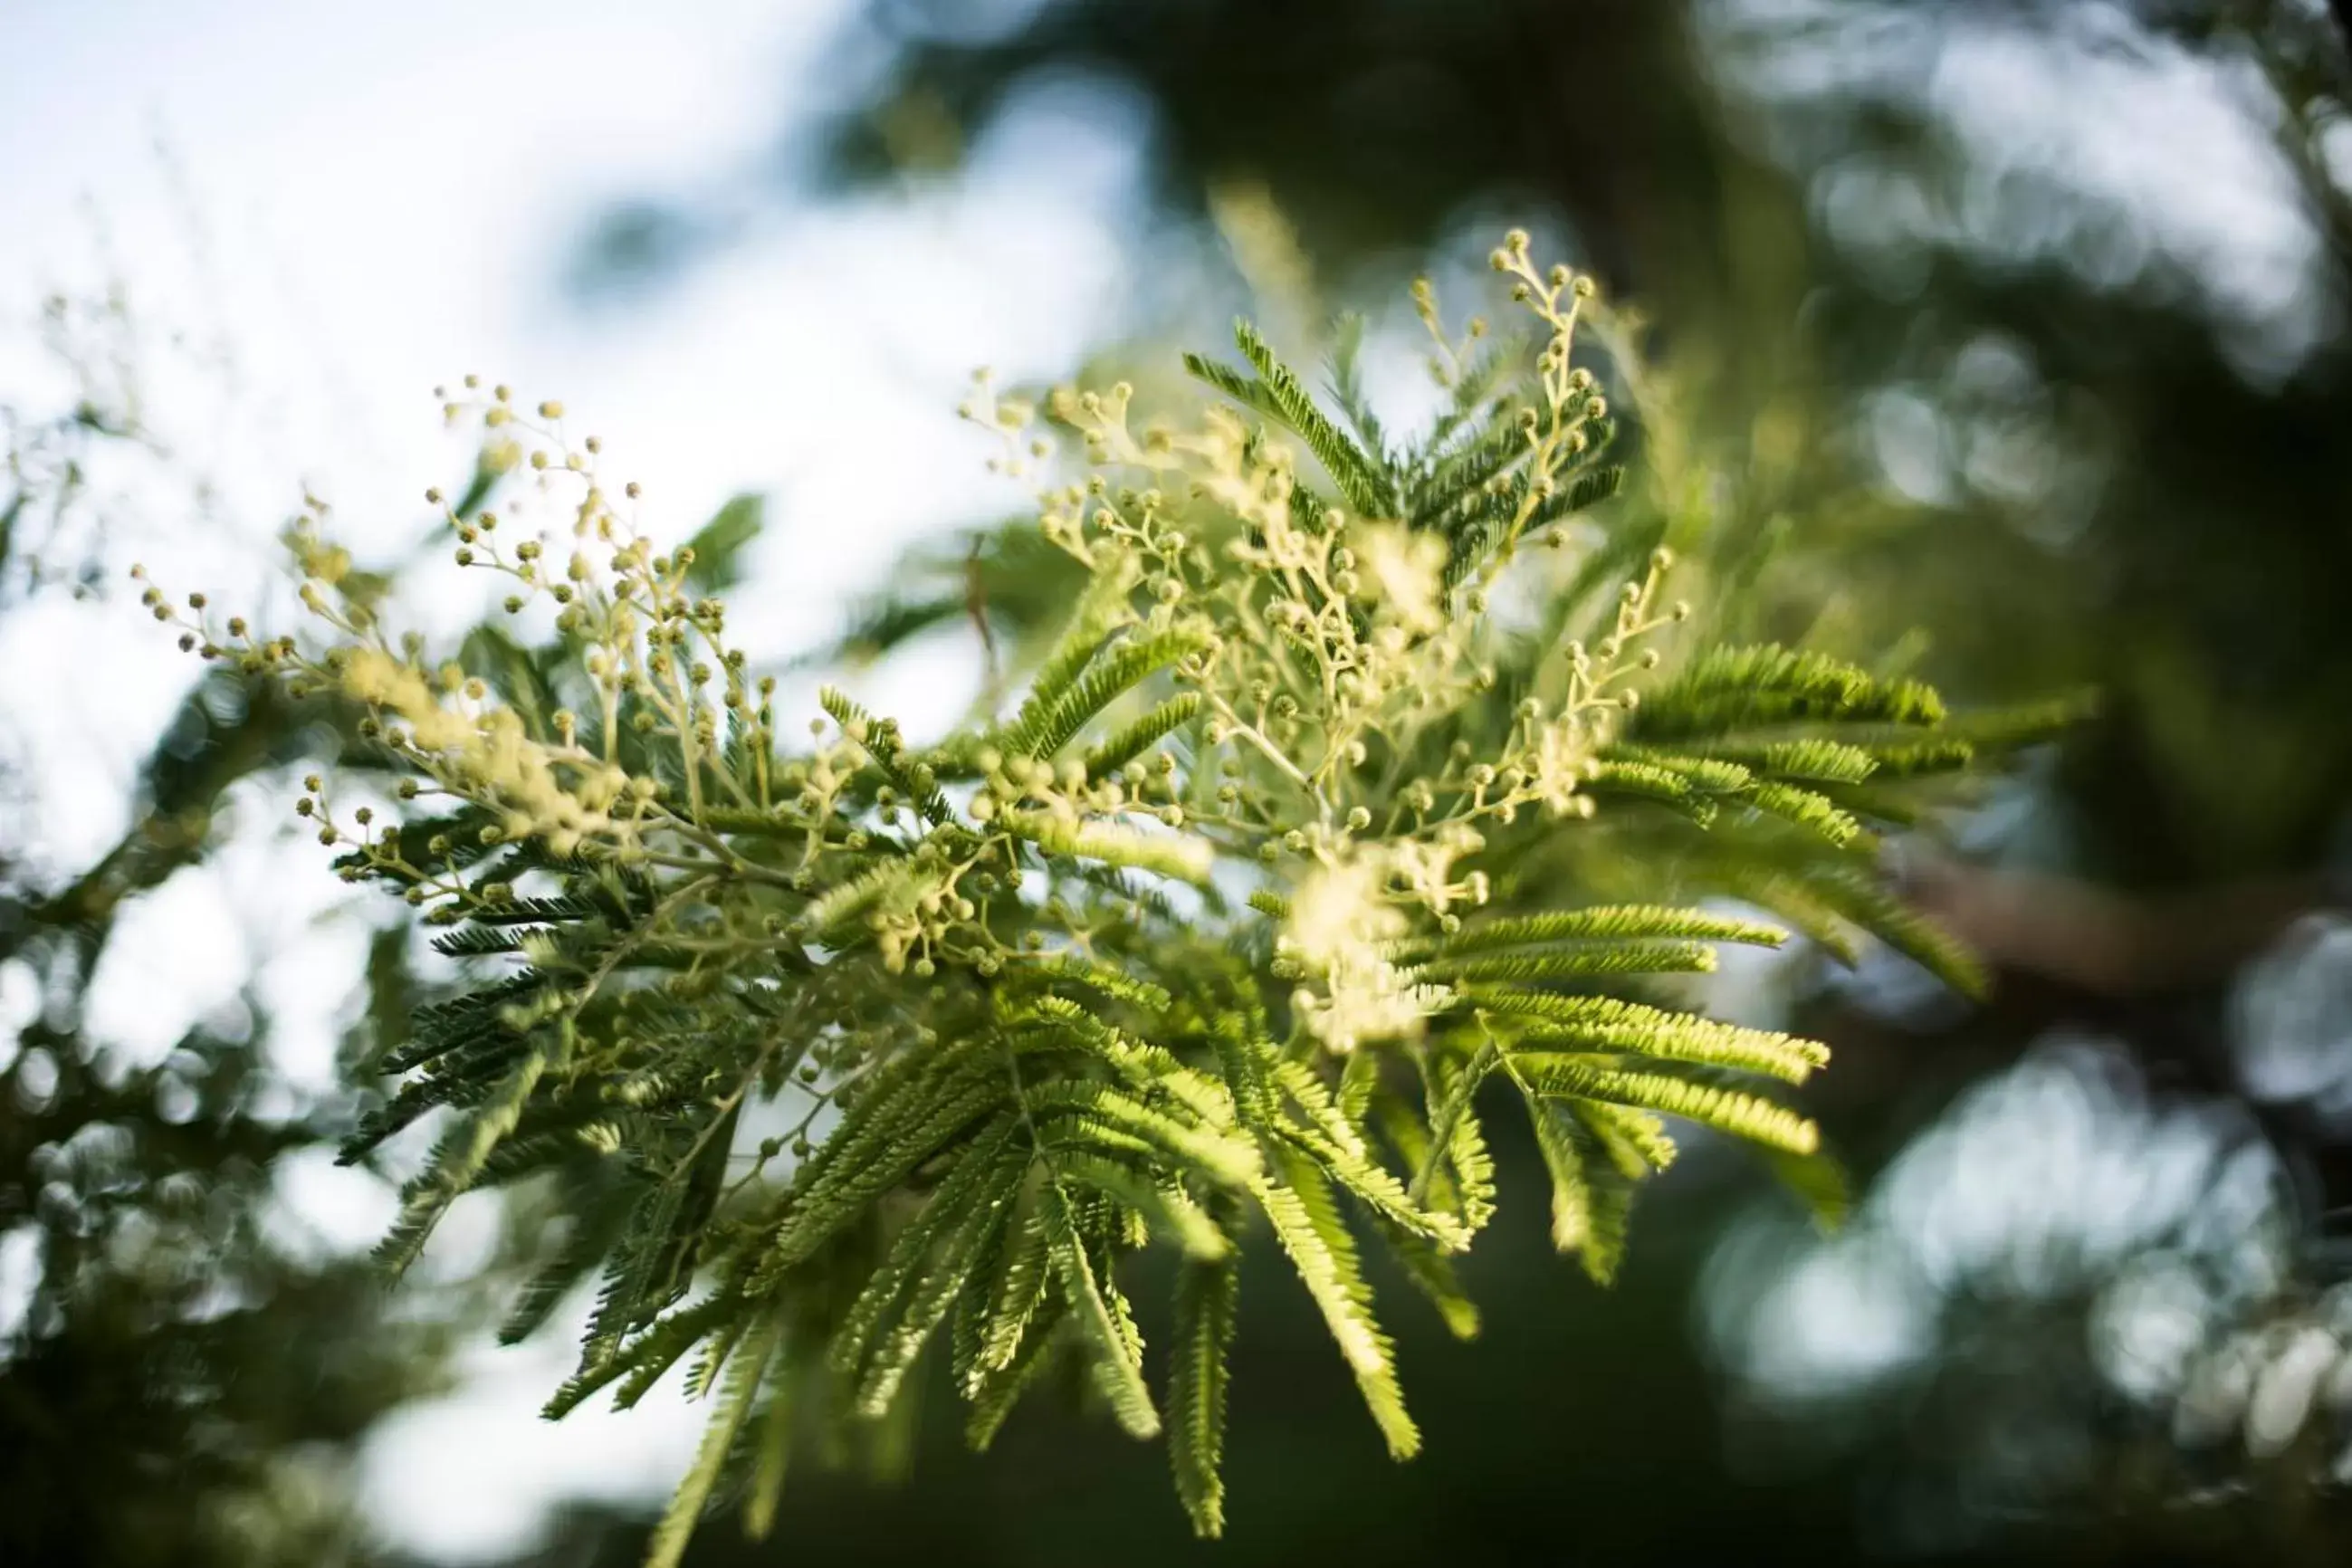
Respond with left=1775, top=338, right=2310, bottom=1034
left=0, top=2, right=1147, bottom=1560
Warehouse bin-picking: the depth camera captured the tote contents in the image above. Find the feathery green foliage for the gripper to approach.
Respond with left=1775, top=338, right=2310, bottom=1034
left=148, top=229, right=2058, bottom=1559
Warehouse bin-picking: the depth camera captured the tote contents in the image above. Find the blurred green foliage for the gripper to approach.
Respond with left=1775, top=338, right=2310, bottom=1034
left=0, top=301, right=473, bottom=1568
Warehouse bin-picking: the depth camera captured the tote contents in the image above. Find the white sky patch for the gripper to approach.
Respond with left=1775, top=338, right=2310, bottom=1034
left=0, top=1226, right=41, bottom=1344
left=358, top=1296, right=710, bottom=1565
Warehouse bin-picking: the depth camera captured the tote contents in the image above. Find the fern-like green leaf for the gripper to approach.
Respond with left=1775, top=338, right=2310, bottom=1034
left=643, top=1315, right=779, bottom=1568
left=1252, top=1145, right=1418, bottom=1458
left=828, top=1120, right=1019, bottom=1398
left=1520, top=1095, right=1639, bottom=1284
left=965, top=1296, right=1067, bottom=1451
left=1633, top=645, right=1945, bottom=740
left=1431, top=904, right=1789, bottom=954
left=1745, top=780, right=1866, bottom=846
left=1168, top=1254, right=1238, bottom=1538
left=999, top=811, right=1214, bottom=885
left=854, top=1139, right=1033, bottom=1416
left=1186, top=319, right=1392, bottom=515
left=1081, top=692, right=1202, bottom=777
left=741, top=1350, right=800, bottom=1542
left=1008, top=628, right=1202, bottom=760
left=1039, top=1178, right=1160, bottom=1439
left=377, top=1043, right=549, bottom=1275
left=1514, top=1058, right=1821, bottom=1155
left=1414, top=942, right=1719, bottom=982
left=1501, top=994, right=1829, bottom=1085
left=1056, top=1151, right=1230, bottom=1259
